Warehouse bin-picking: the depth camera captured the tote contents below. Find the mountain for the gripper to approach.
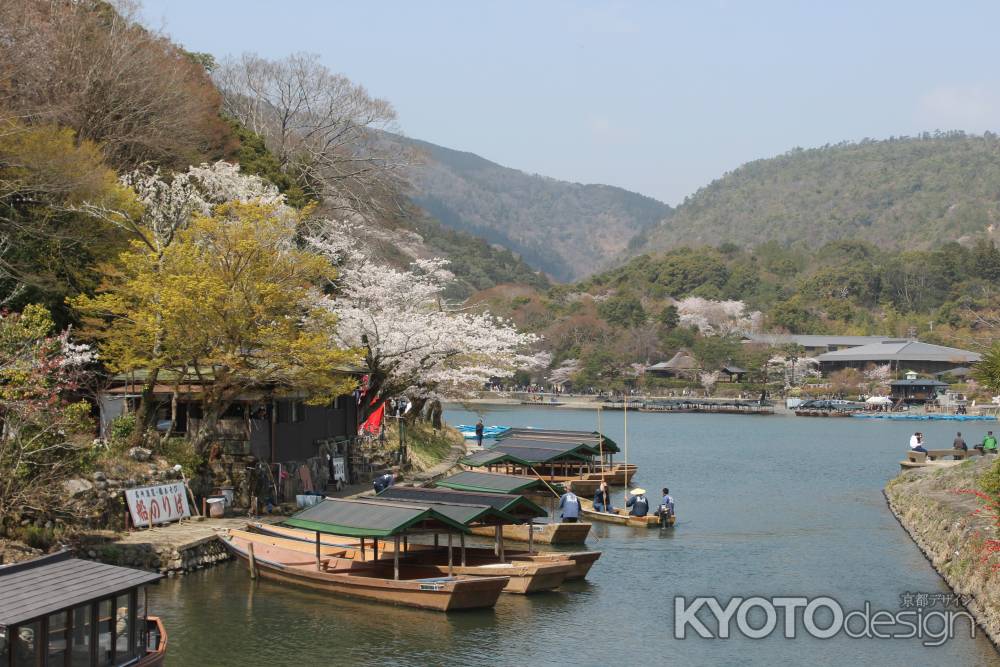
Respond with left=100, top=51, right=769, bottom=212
left=396, top=136, right=672, bottom=282
left=632, top=132, right=1000, bottom=256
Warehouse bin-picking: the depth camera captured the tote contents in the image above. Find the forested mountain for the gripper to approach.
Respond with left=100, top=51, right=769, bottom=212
left=633, top=132, right=1000, bottom=255
left=395, top=135, right=673, bottom=282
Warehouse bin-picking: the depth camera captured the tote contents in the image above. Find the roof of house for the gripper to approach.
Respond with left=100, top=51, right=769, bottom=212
left=376, top=486, right=546, bottom=519
left=283, top=498, right=470, bottom=537
left=435, top=471, right=549, bottom=495
left=742, top=333, right=896, bottom=348
left=721, top=365, right=748, bottom=373
left=936, top=366, right=974, bottom=377
left=890, top=379, right=950, bottom=387
left=0, top=552, right=161, bottom=628
left=816, top=340, right=981, bottom=364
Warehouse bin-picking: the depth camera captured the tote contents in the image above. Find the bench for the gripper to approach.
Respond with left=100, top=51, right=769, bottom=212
left=926, top=449, right=968, bottom=461
left=906, top=451, right=927, bottom=463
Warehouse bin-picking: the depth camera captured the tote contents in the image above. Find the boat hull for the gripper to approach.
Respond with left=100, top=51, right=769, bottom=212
left=468, top=521, right=592, bottom=545
left=224, top=537, right=507, bottom=611
left=579, top=499, right=665, bottom=527
left=136, top=617, right=167, bottom=667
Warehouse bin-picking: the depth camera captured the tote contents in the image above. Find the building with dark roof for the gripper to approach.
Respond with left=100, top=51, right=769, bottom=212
left=816, top=340, right=981, bottom=375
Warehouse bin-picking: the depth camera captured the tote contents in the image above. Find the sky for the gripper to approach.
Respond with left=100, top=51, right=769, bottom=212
left=141, top=0, right=1000, bottom=205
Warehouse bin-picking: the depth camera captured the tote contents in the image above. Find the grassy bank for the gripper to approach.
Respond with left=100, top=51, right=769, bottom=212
left=383, top=420, right=464, bottom=473
left=885, top=457, right=1000, bottom=645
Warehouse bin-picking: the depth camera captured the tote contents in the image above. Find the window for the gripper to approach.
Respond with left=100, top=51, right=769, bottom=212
left=13, top=620, right=39, bottom=666
left=48, top=611, right=68, bottom=665
left=293, top=401, right=306, bottom=423
left=97, top=599, right=112, bottom=666
left=134, top=589, right=146, bottom=658
left=114, top=593, right=133, bottom=662
left=71, top=603, right=93, bottom=667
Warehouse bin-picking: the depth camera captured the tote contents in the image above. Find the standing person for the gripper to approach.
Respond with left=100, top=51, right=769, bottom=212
left=625, top=488, right=649, bottom=517
left=909, top=432, right=927, bottom=454
left=593, top=481, right=613, bottom=513
left=658, top=487, right=675, bottom=519
left=559, top=490, right=581, bottom=523
left=953, top=432, right=967, bottom=451
left=475, top=419, right=485, bottom=448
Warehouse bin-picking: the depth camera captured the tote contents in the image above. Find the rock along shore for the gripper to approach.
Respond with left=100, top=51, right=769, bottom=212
left=885, top=457, right=1000, bottom=645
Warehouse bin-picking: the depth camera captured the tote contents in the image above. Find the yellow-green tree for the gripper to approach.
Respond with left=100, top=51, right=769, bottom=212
left=73, top=201, right=359, bottom=450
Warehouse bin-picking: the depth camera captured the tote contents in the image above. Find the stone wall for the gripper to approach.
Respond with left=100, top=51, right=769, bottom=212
left=885, top=457, right=1000, bottom=645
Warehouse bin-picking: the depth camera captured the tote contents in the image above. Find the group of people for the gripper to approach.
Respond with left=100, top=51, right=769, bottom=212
left=908, top=431, right=998, bottom=454
left=559, top=482, right=675, bottom=521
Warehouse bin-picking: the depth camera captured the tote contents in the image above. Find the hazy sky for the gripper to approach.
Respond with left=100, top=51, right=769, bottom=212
left=141, top=0, right=1000, bottom=205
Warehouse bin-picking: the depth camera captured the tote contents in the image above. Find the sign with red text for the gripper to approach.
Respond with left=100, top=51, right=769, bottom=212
left=125, top=482, right=191, bottom=528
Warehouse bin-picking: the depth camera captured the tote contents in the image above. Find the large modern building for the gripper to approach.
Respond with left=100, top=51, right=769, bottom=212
left=816, top=340, right=981, bottom=375
left=741, top=333, right=897, bottom=355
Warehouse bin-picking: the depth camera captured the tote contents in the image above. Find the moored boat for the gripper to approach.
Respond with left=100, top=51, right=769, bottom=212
left=0, top=551, right=167, bottom=666
left=223, top=533, right=508, bottom=611
left=468, top=520, right=592, bottom=545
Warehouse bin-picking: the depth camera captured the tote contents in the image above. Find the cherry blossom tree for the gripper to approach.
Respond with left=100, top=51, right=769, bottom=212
left=675, top=297, right=762, bottom=335
left=309, top=224, right=539, bottom=419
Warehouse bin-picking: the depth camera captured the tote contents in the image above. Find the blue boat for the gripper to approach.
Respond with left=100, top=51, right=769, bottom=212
left=457, top=424, right=511, bottom=439
left=851, top=413, right=995, bottom=421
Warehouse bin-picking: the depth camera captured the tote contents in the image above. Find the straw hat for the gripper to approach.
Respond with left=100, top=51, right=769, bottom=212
left=630, top=488, right=646, bottom=496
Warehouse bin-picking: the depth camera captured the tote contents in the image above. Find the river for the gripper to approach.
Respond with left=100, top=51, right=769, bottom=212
left=148, top=406, right=1000, bottom=666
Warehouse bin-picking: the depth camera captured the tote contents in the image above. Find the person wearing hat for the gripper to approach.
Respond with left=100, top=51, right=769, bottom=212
left=625, top=488, right=649, bottom=517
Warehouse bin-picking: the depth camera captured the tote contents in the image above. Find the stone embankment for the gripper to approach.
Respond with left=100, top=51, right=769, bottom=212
left=885, top=457, right=1000, bottom=645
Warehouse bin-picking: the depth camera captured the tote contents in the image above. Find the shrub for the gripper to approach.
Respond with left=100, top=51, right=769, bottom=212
left=979, top=457, right=1000, bottom=499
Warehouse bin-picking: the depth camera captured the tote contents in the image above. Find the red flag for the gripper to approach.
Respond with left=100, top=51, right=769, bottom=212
left=359, top=401, right=385, bottom=435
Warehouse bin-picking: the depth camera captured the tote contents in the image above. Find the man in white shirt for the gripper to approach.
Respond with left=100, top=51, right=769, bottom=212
left=909, top=432, right=927, bottom=453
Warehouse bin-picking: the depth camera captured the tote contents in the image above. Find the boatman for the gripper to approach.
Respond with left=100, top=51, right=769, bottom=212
left=657, top=487, right=675, bottom=520
left=593, top=481, right=613, bottom=513
left=559, top=490, right=582, bottom=523
left=475, top=419, right=485, bottom=447
left=626, top=488, right=649, bottom=517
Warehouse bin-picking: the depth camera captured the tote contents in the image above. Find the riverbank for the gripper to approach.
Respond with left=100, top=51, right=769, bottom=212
left=886, top=457, right=1000, bottom=645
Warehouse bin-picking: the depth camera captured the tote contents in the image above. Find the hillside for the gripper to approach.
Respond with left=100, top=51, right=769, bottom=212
left=396, top=135, right=672, bottom=282
left=633, top=132, right=1000, bottom=255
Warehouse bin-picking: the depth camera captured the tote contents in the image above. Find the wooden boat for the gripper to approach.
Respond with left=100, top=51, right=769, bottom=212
left=248, top=522, right=599, bottom=580
left=468, top=520, right=591, bottom=545
left=223, top=533, right=508, bottom=611
left=579, top=498, right=667, bottom=527
left=232, top=528, right=571, bottom=594
left=0, top=551, right=168, bottom=666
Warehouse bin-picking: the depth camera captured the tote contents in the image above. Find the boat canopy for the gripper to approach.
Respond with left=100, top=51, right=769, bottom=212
left=372, top=494, right=520, bottom=526
left=497, top=428, right=620, bottom=453
left=285, top=498, right=470, bottom=538
left=377, top=486, right=547, bottom=520
left=495, top=438, right=602, bottom=456
left=460, top=449, right=532, bottom=467
left=435, top=471, right=552, bottom=495
left=0, top=551, right=161, bottom=629
left=487, top=444, right=591, bottom=465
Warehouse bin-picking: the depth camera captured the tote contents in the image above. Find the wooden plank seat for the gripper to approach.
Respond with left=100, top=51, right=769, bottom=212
left=906, top=451, right=927, bottom=463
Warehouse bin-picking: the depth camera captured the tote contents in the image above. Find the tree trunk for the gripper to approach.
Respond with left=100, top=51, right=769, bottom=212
left=131, top=367, right=161, bottom=446
left=429, top=399, right=443, bottom=430
left=406, top=397, right=427, bottom=425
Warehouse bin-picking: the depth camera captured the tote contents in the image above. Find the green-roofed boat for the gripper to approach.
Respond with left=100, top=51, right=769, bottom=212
left=223, top=498, right=508, bottom=611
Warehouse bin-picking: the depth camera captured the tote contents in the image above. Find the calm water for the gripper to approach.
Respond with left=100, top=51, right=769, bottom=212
left=150, top=407, right=1000, bottom=666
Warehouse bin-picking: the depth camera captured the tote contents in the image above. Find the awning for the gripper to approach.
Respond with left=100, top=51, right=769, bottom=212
left=495, top=438, right=601, bottom=456
left=866, top=396, right=893, bottom=405
left=436, top=471, right=551, bottom=495
left=284, top=498, right=470, bottom=537
left=460, top=449, right=532, bottom=467
left=378, top=486, right=547, bottom=519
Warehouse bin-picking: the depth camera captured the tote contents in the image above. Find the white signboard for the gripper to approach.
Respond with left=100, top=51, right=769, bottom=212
left=125, top=482, right=191, bottom=528
left=331, top=456, right=346, bottom=483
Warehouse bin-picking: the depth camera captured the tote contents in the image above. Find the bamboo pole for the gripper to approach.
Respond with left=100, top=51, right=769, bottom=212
left=460, top=532, right=466, bottom=566
left=315, top=531, right=321, bottom=571
left=623, top=398, right=629, bottom=507
left=393, top=535, right=400, bottom=580
left=447, top=533, right=454, bottom=575
left=247, top=541, right=257, bottom=580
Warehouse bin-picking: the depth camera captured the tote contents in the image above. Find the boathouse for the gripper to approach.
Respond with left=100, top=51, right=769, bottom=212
left=890, top=371, right=950, bottom=404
